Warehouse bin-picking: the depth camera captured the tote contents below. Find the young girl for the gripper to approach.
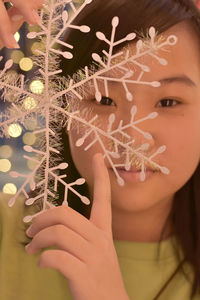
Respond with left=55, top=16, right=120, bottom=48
left=0, top=0, right=200, bottom=299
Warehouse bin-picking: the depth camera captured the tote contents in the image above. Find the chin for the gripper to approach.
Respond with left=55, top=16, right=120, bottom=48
left=111, top=191, right=161, bottom=213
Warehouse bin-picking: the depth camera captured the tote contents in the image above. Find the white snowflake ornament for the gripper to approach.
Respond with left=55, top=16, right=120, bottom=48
left=0, top=0, right=178, bottom=222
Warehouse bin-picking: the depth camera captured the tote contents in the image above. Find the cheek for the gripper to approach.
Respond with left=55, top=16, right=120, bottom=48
left=160, top=116, right=200, bottom=188
left=157, top=111, right=200, bottom=160
left=67, top=111, right=119, bottom=191
left=169, top=118, right=200, bottom=160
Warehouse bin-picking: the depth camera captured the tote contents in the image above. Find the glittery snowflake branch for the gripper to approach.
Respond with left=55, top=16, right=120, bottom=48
left=0, top=0, right=178, bottom=222
left=89, top=24, right=176, bottom=102
left=0, top=0, right=93, bottom=221
left=50, top=22, right=177, bottom=104
left=27, top=0, right=91, bottom=61
left=50, top=103, right=170, bottom=187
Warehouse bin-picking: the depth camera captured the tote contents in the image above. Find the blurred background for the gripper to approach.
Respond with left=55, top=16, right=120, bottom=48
left=0, top=1, right=85, bottom=197
left=0, top=20, right=45, bottom=196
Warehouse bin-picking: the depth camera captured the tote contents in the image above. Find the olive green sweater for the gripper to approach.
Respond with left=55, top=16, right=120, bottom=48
left=0, top=194, right=199, bottom=300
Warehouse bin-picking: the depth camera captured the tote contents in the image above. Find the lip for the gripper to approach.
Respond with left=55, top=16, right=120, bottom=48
left=118, top=166, right=156, bottom=172
left=112, top=168, right=158, bottom=183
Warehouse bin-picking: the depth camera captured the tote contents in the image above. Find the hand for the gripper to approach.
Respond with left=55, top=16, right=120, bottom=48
left=196, top=0, right=200, bottom=9
left=0, top=0, right=44, bottom=49
left=25, top=153, right=130, bottom=300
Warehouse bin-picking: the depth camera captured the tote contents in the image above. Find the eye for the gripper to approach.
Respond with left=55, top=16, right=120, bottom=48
left=157, top=98, right=181, bottom=108
left=94, top=96, right=116, bottom=106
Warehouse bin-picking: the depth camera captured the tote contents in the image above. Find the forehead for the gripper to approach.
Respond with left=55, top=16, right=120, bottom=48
left=103, top=21, right=200, bottom=84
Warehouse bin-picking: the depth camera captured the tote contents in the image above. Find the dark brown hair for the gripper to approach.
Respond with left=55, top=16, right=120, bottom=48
left=58, top=0, right=200, bottom=298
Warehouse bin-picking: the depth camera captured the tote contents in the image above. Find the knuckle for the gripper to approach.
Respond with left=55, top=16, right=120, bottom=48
left=39, top=250, right=51, bottom=264
left=96, top=231, right=111, bottom=251
left=53, top=224, right=66, bottom=238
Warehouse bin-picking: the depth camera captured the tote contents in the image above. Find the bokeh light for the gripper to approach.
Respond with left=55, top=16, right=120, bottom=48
left=24, top=119, right=38, bottom=131
left=0, top=159, right=11, bottom=172
left=6, top=70, right=18, bottom=76
left=8, top=123, right=23, bottom=138
left=30, top=80, right=44, bottom=94
left=11, top=50, right=24, bottom=64
left=19, top=57, right=33, bottom=71
left=23, top=97, right=38, bottom=110
left=3, top=183, right=17, bottom=194
left=14, top=32, right=20, bottom=43
left=0, top=145, right=13, bottom=158
left=27, top=160, right=38, bottom=170
left=22, top=132, right=36, bottom=145
left=28, top=24, right=40, bottom=32
left=31, top=42, right=45, bottom=55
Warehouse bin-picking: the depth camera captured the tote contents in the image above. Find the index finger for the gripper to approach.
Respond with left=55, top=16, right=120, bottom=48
left=0, top=1, right=17, bottom=48
left=90, top=153, right=112, bottom=236
left=0, top=0, right=43, bottom=48
left=8, top=0, right=44, bottom=24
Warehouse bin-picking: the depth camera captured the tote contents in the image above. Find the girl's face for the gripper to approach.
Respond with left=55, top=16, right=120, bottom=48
left=67, top=21, right=200, bottom=217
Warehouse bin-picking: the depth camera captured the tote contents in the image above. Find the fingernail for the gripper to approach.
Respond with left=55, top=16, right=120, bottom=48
left=25, top=243, right=31, bottom=252
left=6, top=34, right=20, bottom=49
left=26, top=226, right=33, bottom=237
left=11, top=14, right=24, bottom=22
left=31, top=9, right=41, bottom=24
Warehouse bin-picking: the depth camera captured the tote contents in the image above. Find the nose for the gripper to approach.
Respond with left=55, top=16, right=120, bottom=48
left=115, top=105, right=157, bottom=153
left=124, top=122, right=155, bottom=151
left=105, top=106, right=158, bottom=174
left=121, top=129, right=155, bottom=170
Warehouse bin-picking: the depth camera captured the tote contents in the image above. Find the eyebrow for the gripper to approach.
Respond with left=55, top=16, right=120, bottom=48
left=158, top=75, right=196, bottom=87
left=101, top=73, right=196, bottom=88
